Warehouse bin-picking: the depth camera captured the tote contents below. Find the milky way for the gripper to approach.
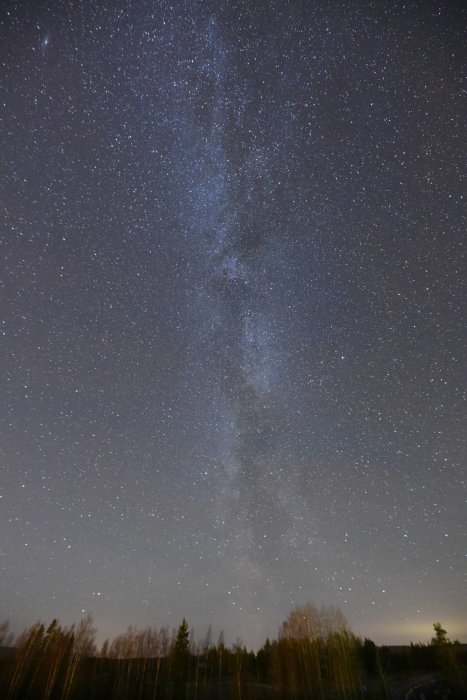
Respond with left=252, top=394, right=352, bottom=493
left=1, top=1, right=466, bottom=648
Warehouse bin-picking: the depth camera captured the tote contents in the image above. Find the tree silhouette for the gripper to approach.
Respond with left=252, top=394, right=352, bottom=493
left=431, top=622, right=465, bottom=693
left=174, top=618, right=190, bottom=656
left=171, top=618, right=191, bottom=689
left=431, top=622, right=450, bottom=646
left=274, top=603, right=359, bottom=700
left=2, top=611, right=464, bottom=699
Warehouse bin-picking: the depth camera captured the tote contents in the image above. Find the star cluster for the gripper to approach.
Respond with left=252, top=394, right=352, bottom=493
left=1, top=1, right=465, bottom=647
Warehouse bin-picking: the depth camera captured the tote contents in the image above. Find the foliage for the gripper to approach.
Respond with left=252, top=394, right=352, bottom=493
left=430, top=622, right=466, bottom=695
left=432, top=622, right=450, bottom=646
left=0, top=613, right=465, bottom=699
left=2, top=618, right=86, bottom=700
left=173, top=617, right=190, bottom=656
left=279, top=603, right=348, bottom=640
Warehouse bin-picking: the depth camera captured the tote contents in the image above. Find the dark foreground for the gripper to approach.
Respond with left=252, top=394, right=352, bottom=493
left=1, top=615, right=465, bottom=700
left=1, top=655, right=466, bottom=700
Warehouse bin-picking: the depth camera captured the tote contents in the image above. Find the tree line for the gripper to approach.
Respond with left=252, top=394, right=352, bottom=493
left=0, top=606, right=465, bottom=700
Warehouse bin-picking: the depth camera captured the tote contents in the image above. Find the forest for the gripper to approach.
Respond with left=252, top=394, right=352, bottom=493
left=0, top=606, right=465, bottom=700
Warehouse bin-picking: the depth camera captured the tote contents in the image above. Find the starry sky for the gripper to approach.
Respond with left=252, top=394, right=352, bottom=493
left=1, top=0, right=466, bottom=649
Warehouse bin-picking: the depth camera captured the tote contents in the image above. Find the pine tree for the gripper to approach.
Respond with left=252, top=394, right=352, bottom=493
left=171, top=618, right=191, bottom=688
left=174, top=618, right=190, bottom=656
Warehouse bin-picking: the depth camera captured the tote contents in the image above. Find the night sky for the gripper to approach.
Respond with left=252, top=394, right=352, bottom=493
left=1, top=0, right=466, bottom=649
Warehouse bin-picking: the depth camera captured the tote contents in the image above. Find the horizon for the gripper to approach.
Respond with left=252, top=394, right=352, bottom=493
left=4, top=611, right=467, bottom=652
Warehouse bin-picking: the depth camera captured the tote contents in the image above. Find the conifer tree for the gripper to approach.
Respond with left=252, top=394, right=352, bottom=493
left=174, top=618, right=190, bottom=656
